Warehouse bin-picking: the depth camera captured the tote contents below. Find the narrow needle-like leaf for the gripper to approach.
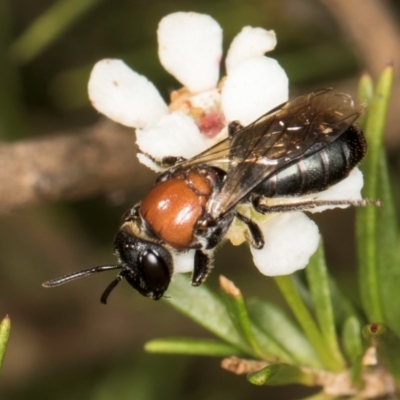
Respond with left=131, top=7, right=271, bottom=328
left=375, top=152, right=400, bottom=336
left=0, top=315, right=11, bottom=375
left=343, top=317, right=364, bottom=365
left=165, top=274, right=254, bottom=356
left=357, top=73, right=374, bottom=127
left=248, top=363, right=316, bottom=386
left=356, top=65, right=394, bottom=323
left=274, top=275, right=341, bottom=372
left=145, top=338, right=242, bottom=357
left=219, top=276, right=264, bottom=358
left=306, top=242, right=346, bottom=370
left=248, top=298, right=322, bottom=369
left=342, top=316, right=364, bottom=388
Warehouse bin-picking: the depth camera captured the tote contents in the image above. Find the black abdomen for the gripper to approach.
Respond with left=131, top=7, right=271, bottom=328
left=255, top=125, right=367, bottom=198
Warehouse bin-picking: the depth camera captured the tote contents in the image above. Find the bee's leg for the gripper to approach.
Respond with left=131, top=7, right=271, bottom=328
left=228, top=121, right=244, bottom=137
left=252, top=195, right=376, bottom=213
left=235, top=212, right=264, bottom=249
left=140, top=152, right=187, bottom=168
left=191, top=250, right=212, bottom=286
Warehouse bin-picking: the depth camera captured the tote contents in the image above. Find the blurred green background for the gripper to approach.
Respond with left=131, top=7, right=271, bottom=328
left=0, top=0, right=399, bottom=399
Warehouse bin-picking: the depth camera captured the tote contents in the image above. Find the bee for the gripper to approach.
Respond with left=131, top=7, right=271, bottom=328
left=43, top=89, right=368, bottom=303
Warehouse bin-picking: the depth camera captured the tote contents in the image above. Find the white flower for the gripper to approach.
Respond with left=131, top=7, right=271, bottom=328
left=88, top=12, right=288, bottom=170
left=87, top=11, right=363, bottom=279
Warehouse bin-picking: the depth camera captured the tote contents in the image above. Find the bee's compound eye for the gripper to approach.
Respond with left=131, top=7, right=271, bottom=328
left=141, top=250, right=170, bottom=291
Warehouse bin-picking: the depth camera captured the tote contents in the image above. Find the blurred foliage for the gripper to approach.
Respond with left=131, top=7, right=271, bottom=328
left=0, top=1, right=399, bottom=399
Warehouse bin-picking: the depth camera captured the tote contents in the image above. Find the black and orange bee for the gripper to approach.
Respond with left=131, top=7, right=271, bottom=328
left=43, top=89, right=367, bottom=303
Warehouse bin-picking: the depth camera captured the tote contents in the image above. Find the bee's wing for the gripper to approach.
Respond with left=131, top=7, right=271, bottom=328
left=177, top=89, right=363, bottom=218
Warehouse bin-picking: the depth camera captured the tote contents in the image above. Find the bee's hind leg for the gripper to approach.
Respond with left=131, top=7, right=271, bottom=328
left=252, top=195, right=371, bottom=213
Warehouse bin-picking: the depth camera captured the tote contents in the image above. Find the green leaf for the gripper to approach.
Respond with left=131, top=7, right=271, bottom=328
left=294, top=273, right=364, bottom=333
left=0, top=315, right=11, bottom=375
left=164, top=274, right=254, bottom=356
left=306, top=242, right=346, bottom=370
left=144, top=338, right=242, bottom=357
left=291, top=272, right=313, bottom=309
left=247, top=363, right=316, bottom=386
left=375, top=152, right=400, bottom=337
left=357, top=73, right=374, bottom=128
left=219, top=276, right=292, bottom=362
left=342, top=317, right=364, bottom=364
left=356, top=66, right=400, bottom=337
left=342, top=317, right=364, bottom=388
left=292, top=273, right=363, bottom=332
left=248, top=298, right=322, bottom=369
left=356, top=65, right=394, bottom=324
left=10, top=0, right=104, bottom=64
left=250, top=325, right=295, bottom=364
left=328, top=278, right=364, bottom=329
left=219, top=276, right=265, bottom=358
left=274, top=275, right=340, bottom=372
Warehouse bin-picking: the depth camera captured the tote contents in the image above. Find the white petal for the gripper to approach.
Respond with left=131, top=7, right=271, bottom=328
left=303, top=167, right=364, bottom=213
left=250, top=212, right=319, bottom=276
left=136, top=154, right=164, bottom=172
left=88, top=59, right=168, bottom=128
left=172, top=250, right=196, bottom=274
left=136, top=112, right=208, bottom=171
left=158, top=12, right=222, bottom=93
left=225, top=26, right=277, bottom=73
left=221, top=56, right=288, bottom=125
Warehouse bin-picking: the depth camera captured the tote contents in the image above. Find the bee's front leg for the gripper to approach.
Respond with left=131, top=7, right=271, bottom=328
left=191, top=249, right=212, bottom=286
left=139, top=152, right=187, bottom=168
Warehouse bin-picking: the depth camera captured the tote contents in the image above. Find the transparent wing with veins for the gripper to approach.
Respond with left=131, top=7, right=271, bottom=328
left=173, top=89, right=363, bottom=219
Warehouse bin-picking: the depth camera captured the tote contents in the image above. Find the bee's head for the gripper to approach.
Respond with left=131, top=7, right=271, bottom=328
left=112, top=229, right=173, bottom=301
left=42, top=227, right=173, bottom=303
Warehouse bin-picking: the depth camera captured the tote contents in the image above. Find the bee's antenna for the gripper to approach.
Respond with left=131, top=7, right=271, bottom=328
left=42, top=265, right=122, bottom=288
left=100, top=273, right=125, bottom=304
